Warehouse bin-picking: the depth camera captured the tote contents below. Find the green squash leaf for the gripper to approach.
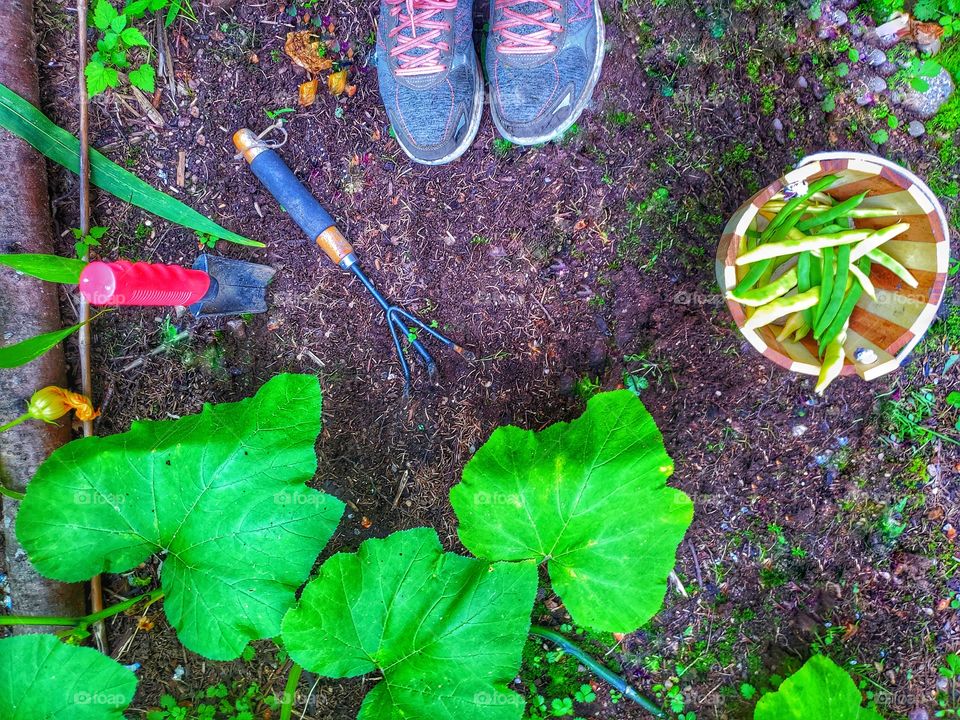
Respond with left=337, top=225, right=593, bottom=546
left=0, top=634, right=136, bottom=719
left=17, top=374, right=344, bottom=660
left=450, top=390, right=693, bottom=633
left=0, top=82, right=261, bottom=247
left=0, top=254, right=87, bottom=284
left=754, top=655, right=884, bottom=720
left=0, top=320, right=89, bottom=369
left=281, top=528, right=538, bottom=720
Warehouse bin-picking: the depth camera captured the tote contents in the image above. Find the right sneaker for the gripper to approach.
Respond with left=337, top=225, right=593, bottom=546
left=376, top=0, right=484, bottom=165
left=486, top=0, right=605, bottom=145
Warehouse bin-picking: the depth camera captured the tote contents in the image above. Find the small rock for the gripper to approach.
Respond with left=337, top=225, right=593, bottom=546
left=878, top=61, right=899, bottom=77
left=867, top=48, right=887, bottom=66
left=816, top=24, right=838, bottom=40
left=792, top=424, right=808, bottom=437
left=937, top=676, right=950, bottom=692
left=226, top=319, right=246, bottom=339
left=796, top=75, right=809, bottom=89
left=902, top=67, right=956, bottom=119
left=772, top=118, right=783, bottom=131
left=908, top=120, right=926, bottom=137
left=908, top=709, right=930, bottom=720
left=829, top=9, right=848, bottom=26
left=866, top=75, right=888, bottom=93
left=872, top=14, right=911, bottom=48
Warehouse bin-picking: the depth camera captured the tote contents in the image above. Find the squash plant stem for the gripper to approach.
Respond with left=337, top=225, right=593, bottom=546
left=529, top=625, right=664, bottom=717
left=0, top=413, right=30, bottom=435
left=280, top=661, right=303, bottom=720
left=0, top=588, right=163, bottom=631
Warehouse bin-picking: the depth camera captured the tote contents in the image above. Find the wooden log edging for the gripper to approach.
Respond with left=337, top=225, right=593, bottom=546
left=0, top=0, right=85, bottom=624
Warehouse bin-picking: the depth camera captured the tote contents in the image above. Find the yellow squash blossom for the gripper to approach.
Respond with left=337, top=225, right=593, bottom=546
left=0, top=386, right=99, bottom=434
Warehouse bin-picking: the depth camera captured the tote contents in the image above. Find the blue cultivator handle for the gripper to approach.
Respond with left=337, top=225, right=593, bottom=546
left=233, top=128, right=473, bottom=395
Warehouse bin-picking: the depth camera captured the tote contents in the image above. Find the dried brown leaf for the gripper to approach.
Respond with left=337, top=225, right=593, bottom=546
left=285, top=31, right=333, bottom=74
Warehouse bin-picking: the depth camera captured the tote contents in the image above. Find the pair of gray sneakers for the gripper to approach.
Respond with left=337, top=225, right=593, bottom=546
left=376, top=0, right=605, bottom=165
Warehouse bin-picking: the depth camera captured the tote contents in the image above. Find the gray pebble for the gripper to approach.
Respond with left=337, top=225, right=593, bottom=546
left=796, top=75, right=808, bottom=89
left=878, top=62, right=899, bottom=77
left=772, top=118, right=783, bottom=131
left=908, top=120, right=926, bottom=137
left=867, top=48, right=887, bottom=66
left=866, top=75, right=888, bottom=93
left=908, top=710, right=929, bottom=720
left=828, top=8, right=849, bottom=26
left=902, top=67, right=956, bottom=119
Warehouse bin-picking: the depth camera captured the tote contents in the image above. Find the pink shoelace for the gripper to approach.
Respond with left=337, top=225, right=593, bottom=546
left=493, top=0, right=563, bottom=55
left=387, top=0, right=457, bottom=77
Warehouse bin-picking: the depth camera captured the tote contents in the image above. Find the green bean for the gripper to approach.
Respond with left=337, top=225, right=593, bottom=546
left=849, top=223, right=911, bottom=261
left=816, top=223, right=848, bottom=234
left=743, top=287, right=820, bottom=331
left=814, top=244, right=851, bottom=340
left=755, top=216, right=803, bottom=286
left=820, top=257, right=871, bottom=348
left=733, top=259, right=772, bottom=295
left=867, top=248, right=918, bottom=288
left=797, top=252, right=811, bottom=291
left=732, top=267, right=799, bottom=306
left=758, top=174, right=840, bottom=242
left=796, top=191, right=868, bottom=231
left=815, top=332, right=848, bottom=395
left=798, top=251, right=813, bottom=327
left=815, top=247, right=835, bottom=327
left=735, top=229, right=871, bottom=265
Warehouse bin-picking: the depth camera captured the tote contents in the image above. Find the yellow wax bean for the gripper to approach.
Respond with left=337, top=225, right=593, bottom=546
left=815, top=331, right=847, bottom=394
left=736, top=230, right=872, bottom=265
left=743, top=287, right=820, bottom=331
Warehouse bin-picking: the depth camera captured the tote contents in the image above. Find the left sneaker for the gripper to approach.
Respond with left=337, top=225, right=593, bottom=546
left=485, top=0, right=605, bottom=145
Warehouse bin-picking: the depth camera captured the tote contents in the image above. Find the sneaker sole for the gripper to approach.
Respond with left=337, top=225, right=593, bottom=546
left=395, top=51, right=486, bottom=167
left=490, top=0, right=606, bottom=147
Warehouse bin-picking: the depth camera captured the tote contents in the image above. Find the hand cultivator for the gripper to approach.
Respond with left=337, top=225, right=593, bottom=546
left=233, top=127, right=472, bottom=395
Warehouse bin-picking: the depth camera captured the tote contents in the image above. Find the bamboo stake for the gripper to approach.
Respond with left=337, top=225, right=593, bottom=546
left=76, top=0, right=107, bottom=654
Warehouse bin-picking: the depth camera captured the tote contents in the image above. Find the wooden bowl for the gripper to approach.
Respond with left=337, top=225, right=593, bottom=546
left=716, top=152, right=951, bottom=381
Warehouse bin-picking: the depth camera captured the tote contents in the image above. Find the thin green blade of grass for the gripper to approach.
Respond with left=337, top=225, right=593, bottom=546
left=0, top=82, right=262, bottom=248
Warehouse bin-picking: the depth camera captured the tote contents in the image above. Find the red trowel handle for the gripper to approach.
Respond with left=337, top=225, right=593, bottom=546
left=80, top=261, right=211, bottom=307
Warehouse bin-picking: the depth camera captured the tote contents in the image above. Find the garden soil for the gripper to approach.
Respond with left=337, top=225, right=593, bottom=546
left=1, top=0, right=959, bottom=718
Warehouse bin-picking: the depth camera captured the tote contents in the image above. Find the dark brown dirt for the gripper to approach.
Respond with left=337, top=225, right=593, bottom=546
left=2, top=0, right=959, bottom=718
